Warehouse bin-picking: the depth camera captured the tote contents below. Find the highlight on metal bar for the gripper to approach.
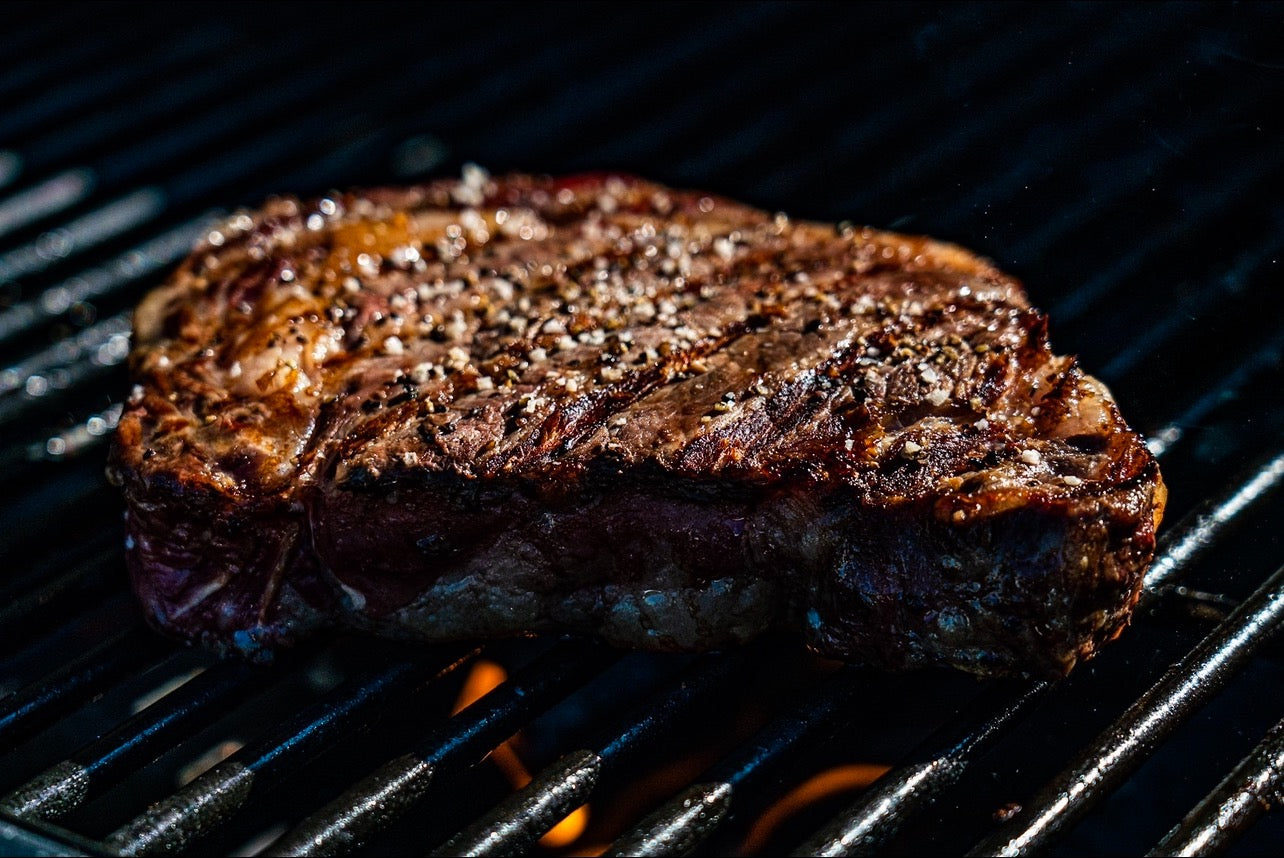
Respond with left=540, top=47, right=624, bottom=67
left=432, top=749, right=602, bottom=858
left=1144, top=448, right=1284, bottom=590
left=29, top=402, right=123, bottom=464
left=433, top=652, right=749, bottom=857
left=0, top=312, right=131, bottom=397
left=1148, top=716, right=1284, bottom=857
left=0, top=168, right=94, bottom=240
left=0, top=660, right=278, bottom=822
left=0, top=212, right=217, bottom=345
left=1146, top=322, right=1284, bottom=459
left=967, top=563, right=1284, bottom=857
left=265, top=641, right=620, bottom=857
left=0, top=626, right=165, bottom=754
left=102, top=647, right=478, bottom=857
left=791, top=680, right=1052, bottom=858
left=603, top=667, right=868, bottom=857
left=0, top=810, right=96, bottom=858
left=0, top=187, right=166, bottom=283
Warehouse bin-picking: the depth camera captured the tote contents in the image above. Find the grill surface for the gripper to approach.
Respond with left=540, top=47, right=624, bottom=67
left=2, top=2, right=1284, bottom=856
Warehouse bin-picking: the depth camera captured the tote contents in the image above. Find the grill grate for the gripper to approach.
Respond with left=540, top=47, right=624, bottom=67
left=2, top=2, right=1284, bottom=856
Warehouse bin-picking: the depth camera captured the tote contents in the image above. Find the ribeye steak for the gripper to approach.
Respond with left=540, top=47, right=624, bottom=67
left=108, top=170, right=1166, bottom=677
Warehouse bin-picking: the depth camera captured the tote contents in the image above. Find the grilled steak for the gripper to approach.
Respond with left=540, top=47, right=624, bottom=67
left=108, top=170, right=1166, bottom=677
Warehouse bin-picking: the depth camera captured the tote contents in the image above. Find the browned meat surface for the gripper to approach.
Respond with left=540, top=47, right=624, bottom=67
left=107, top=170, right=1166, bottom=677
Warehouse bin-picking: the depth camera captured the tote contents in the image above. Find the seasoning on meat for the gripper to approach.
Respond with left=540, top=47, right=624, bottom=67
left=108, top=170, right=1166, bottom=677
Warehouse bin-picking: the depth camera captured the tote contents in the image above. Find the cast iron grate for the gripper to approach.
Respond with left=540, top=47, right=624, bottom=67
left=1, top=2, right=1282, bottom=856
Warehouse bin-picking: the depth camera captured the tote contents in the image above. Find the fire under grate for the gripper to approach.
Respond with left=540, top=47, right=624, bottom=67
left=2, top=2, right=1283, bottom=856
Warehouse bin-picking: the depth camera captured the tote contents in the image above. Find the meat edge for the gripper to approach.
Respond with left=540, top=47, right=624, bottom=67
left=309, top=457, right=1165, bottom=679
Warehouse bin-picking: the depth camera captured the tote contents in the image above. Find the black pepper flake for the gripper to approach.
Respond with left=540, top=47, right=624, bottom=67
left=386, top=391, right=415, bottom=407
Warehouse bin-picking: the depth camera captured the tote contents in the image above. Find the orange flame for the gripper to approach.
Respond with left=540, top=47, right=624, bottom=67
left=454, top=660, right=591, bottom=850
left=739, top=763, right=891, bottom=854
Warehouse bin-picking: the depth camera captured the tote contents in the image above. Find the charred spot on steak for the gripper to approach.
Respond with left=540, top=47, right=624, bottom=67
left=108, top=170, right=1166, bottom=677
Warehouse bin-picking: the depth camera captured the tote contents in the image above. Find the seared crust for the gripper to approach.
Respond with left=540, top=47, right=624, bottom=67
left=109, top=170, right=1165, bottom=675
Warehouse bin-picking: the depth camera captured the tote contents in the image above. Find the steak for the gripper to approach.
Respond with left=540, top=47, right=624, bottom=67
left=108, top=169, right=1166, bottom=677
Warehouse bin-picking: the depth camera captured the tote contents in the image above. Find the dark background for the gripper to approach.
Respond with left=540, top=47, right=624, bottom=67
left=3, top=2, right=1284, bottom=855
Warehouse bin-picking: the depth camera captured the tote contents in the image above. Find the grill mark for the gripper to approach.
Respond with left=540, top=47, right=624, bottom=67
left=732, top=334, right=870, bottom=473
left=490, top=318, right=757, bottom=476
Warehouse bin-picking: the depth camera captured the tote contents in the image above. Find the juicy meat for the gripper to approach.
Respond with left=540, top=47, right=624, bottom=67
left=108, top=170, right=1166, bottom=677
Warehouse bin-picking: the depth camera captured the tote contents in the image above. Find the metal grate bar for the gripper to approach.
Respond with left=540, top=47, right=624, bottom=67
left=0, top=660, right=285, bottom=822
left=0, top=169, right=97, bottom=241
left=0, top=531, right=121, bottom=650
left=1146, top=322, right=1284, bottom=458
left=795, top=679, right=1053, bottom=857
left=1144, top=449, right=1284, bottom=591
left=701, top=6, right=1080, bottom=195
left=828, top=9, right=1212, bottom=218
left=0, top=214, right=215, bottom=347
left=1100, top=227, right=1284, bottom=380
left=786, top=441, right=1284, bottom=856
left=1148, top=716, right=1284, bottom=857
left=490, top=4, right=802, bottom=164
left=0, top=187, right=166, bottom=284
left=966, top=563, right=1284, bottom=856
left=0, top=627, right=166, bottom=755
left=665, top=8, right=1007, bottom=183
left=1048, top=155, right=1284, bottom=324
left=102, top=646, right=478, bottom=857
left=266, top=641, right=621, bottom=856
left=0, top=313, right=130, bottom=429
left=0, top=25, right=231, bottom=145
left=0, top=810, right=97, bottom=858
left=0, top=12, right=144, bottom=106
left=432, top=651, right=756, bottom=856
left=602, top=667, right=870, bottom=857
left=582, top=5, right=881, bottom=169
